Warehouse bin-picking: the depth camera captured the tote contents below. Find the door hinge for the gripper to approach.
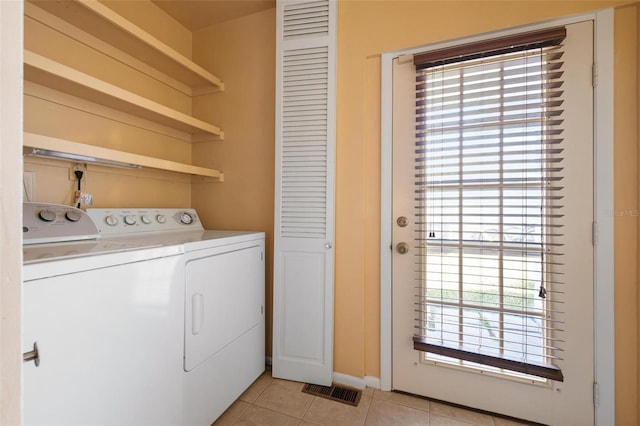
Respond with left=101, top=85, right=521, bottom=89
left=592, top=221, right=598, bottom=246
left=593, top=382, right=600, bottom=407
left=592, top=62, right=598, bottom=87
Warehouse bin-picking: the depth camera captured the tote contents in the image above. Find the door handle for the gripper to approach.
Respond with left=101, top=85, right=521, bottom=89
left=192, top=293, right=204, bottom=335
left=23, top=341, right=40, bottom=367
left=396, top=242, right=409, bottom=254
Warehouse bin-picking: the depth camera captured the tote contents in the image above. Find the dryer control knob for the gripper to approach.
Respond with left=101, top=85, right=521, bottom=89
left=156, top=214, right=167, bottom=224
left=141, top=215, right=152, bottom=224
left=65, top=210, right=82, bottom=222
left=180, top=212, right=194, bottom=225
left=124, top=215, right=137, bottom=226
left=105, top=215, right=119, bottom=226
left=38, top=210, right=56, bottom=222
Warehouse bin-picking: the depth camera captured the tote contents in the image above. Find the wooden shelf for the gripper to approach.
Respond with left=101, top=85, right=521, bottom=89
left=28, top=0, right=224, bottom=94
left=24, top=132, right=224, bottom=180
left=24, top=50, right=224, bottom=141
left=22, top=2, right=226, bottom=183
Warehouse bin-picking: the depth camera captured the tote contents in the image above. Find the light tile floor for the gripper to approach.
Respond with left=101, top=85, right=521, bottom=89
left=213, top=369, right=531, bottom=426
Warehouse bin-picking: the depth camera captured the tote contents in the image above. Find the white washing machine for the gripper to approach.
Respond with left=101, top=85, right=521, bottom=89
left=22, top=203, right=185, bottom=426
left=86, top=208, right=266, bottom=426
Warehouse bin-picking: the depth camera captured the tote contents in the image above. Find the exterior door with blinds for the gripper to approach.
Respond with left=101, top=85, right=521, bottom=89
left=272, top=0, right=336, bottom=386
left=392, top=21, right=594, bottom=425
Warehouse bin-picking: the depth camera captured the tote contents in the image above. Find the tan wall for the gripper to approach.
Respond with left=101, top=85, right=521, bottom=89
left=24, top=0, right=197, bottom=208
left=335, top=0, right=639, bottom=421
left=614, top=5, right=639, bottom=423
left=191, top=8, right=276, bottom=356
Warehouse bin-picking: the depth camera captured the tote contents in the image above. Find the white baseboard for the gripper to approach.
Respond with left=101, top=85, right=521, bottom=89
left=267, top=359, right=381, bottom=391
left=333, top=372, right=365, bottom=389
left=332, top=372, right=381, bottom=390
left=364, top=376, right=381, bottom=390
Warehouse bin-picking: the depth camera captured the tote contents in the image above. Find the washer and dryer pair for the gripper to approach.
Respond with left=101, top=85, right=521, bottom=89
left=23, top=203, right=265, bottom=426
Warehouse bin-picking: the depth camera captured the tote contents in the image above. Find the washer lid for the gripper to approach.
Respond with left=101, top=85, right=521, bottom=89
left=23, top=239, right=162, bottom=264
left=23, top=243, right=183, bottom=282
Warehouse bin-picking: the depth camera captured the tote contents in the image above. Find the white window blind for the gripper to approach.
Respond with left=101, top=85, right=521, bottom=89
left=412, top=28, right=567, bottom=381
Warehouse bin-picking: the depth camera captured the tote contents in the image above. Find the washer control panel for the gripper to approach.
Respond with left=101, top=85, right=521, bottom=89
left=86, top=208, right=203, bottom=236
left=23, top=202, right=99, bottom=245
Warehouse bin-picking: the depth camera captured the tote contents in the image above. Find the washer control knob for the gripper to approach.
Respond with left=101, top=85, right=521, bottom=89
left=180, top=212, right=194, bottom=225
left=156, top=214, right=167, bottom=224
left=123, top=215, right=137, bottom=226
left=141, top=215, right=152, bottom=224
left=65, top=210, right=82, bottom=222
left=38, top=210, right=56, bottom=222
left=105, top=215, right=119, bottom=226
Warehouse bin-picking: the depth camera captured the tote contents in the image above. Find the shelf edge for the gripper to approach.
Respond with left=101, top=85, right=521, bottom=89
left=23, top=132, right=222, bottom=179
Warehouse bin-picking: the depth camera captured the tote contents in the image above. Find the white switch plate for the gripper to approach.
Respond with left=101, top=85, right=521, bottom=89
left=23, top=172, right=36, bottom=202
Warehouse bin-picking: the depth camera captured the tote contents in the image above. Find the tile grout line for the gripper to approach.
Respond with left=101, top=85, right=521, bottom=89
left=361, top=394, right=373, bottom=426
left=363, top=392, right=374, bottom=426
left=230, top=397, right=252, bottom=426
left=298, top=394, right=317, bottom=424
left=230, top=373, right=275, bottom=425
left=252, top=404, right=301, bottom=424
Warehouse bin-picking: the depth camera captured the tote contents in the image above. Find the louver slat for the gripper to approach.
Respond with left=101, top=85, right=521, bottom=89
left=283, top=1, right=329, bottom=39
left=280, top=46, right=329, bottom=239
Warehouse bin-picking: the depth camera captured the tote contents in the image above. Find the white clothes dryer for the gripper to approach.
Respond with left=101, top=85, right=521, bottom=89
left=86, top=208, right=266, bottom=426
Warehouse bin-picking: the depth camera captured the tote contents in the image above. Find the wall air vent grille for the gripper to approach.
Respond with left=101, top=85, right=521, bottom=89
left=302, top=383, right=362, bottom=406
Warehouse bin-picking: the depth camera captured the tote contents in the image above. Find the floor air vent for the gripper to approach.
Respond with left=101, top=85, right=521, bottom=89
left=302, top=383, right=362, bottom=407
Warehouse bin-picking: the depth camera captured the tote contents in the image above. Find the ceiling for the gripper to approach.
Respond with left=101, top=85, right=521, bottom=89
left=152, top=0, right=275, bottom=31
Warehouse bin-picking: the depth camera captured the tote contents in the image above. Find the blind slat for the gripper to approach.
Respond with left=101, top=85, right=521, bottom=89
left=412, top=32, right=566, bottom=381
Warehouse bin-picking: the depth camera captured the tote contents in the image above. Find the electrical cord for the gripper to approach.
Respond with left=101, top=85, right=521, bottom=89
left=74, top=169, right=83, bottom=208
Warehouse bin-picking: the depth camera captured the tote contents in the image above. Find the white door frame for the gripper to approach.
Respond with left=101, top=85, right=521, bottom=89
left=0, top=0, right=24, bottom=424
left=380, top=10, right=614, bottom=425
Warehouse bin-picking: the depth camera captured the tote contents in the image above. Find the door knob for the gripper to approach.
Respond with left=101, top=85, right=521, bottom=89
left=23, top=341, right=40, bottom=367
left=396, top=242, right=409, bottom=254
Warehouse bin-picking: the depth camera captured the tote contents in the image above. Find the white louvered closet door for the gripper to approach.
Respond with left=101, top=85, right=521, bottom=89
left=273, top=0, right=336, bottom=385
